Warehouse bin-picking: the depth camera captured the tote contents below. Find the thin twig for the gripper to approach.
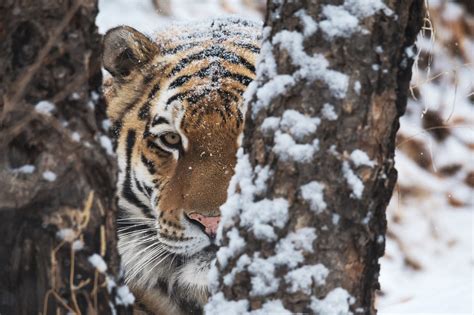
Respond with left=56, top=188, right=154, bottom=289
left=100, top=225, right=106, bottom=257
left=79, top=191, right=94, bottom=230
left=43, top=289, right=77, bottom=314
left=51, top=72, right=89, bottom=105
left=92, top=270, right=99, bottom=311
left=69, top=246, right=82, bottom=315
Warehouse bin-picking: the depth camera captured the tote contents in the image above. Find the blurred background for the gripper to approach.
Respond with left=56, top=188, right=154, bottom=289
left=96, top=0, right=473, bottom=313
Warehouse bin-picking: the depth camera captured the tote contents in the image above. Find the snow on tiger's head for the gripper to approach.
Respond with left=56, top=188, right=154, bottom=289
left=101, top=18, right=260, bottom=293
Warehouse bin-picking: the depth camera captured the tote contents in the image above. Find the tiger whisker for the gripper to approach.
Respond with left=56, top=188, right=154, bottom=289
left=128, top=246, right=171, bottom=282
left=118, top=228, right=157, bottom=237
left=134, top=249, right=171, bottom=280
left=118, top=235, right=160, bottom=249
left=117, top=217, right=156, bottom=222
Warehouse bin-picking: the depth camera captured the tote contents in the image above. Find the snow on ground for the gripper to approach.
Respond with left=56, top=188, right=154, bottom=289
left=378, top=1, right=474, bottom=313
left=97, top=0, right=261, bottom=35
left=379, top=196, right=473, bottom=314
left=96, top=0, right=473, bottom=313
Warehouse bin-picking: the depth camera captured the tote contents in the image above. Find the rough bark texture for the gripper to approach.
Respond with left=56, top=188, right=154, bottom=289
left=214, top=0, right=423, bottom=313
left=0, top=1, right=130, bottom=314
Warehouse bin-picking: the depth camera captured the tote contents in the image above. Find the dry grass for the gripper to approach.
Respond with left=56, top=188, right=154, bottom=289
left=41, top=191, right=112, bottom=315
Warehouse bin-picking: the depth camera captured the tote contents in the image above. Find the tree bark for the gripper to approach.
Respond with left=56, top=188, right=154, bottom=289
left=209, top=0, right=423, bottom=314
left=0, top=1, right=130, bottom=314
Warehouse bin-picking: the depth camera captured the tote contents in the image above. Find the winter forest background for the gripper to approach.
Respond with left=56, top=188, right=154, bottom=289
left=97, top=0, right=474, bottom=313
left=0, top=0, right=472, bottom=313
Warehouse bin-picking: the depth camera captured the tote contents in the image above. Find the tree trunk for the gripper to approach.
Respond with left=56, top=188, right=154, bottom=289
left=208, top=0, right=423, bottom=314
left=0, top=1, right=131, bottom=314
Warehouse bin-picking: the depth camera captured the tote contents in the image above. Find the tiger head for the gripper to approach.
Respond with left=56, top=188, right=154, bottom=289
left=102, top=20, right=260, bottom=312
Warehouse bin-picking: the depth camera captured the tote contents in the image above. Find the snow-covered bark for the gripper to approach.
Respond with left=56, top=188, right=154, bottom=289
left=208, top=0, right=424, bottom=313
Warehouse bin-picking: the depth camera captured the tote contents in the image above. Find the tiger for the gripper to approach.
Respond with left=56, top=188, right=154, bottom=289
left=102, top=18, right=261, bottom=315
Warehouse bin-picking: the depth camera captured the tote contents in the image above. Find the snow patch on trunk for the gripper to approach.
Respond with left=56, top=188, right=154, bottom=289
left=342, top=161, right=364, bottom=198
left=300, top=181, right=327, bottom=213
left=311, top=287, right=354, bottom=315
left=285, top=264, right=329, bottom=293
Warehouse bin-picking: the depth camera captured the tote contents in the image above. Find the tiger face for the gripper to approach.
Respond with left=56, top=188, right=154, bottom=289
left=102, top=19, right=260, bottom=314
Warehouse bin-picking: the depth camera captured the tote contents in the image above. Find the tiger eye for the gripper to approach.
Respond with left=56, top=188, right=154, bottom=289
left=161, top=132, right=181, bottom=146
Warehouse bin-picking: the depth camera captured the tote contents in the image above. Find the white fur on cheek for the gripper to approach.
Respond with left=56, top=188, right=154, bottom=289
left=170, top=100, right=189, bottom=151
left=178, top=261, right=210, bottom=288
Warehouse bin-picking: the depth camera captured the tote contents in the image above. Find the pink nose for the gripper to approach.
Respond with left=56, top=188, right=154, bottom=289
left=187, top=213, right=221, bottom=237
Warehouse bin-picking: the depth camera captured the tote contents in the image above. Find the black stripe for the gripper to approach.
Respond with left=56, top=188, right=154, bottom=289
left=218, top=90, right=240, bottom=103
left=110, top=120, right=123, bottom=139
left=138, top=102, right=151, bottom=120
left=141, top=154, right=156, bottom=174
left=236, top=108, right=243, bottom=128
left=166, top=91, right=189, bottom=105
left=166, top=83, right=243, bottom=108
left=148, top=82, right=161, bottom=99
left=133, top=173, right=147, bottom=196
left=152, top=116, right=170, bottom=126
left=168, top=62, right=253, bottom=90
left=233, top=42, right=260, bottom=54
left=208, top=62, right=253, bottom=85
left=143, top=183, right=153, bottom=198
left=122, top=130, right=154, bottom=218
left=143, top=124, right=151, bottom=139
left=126, top=130, right=136, bottom=163
left=161, top=43, right=200, bottom=55
left=216, top=107, right=227, bottom=122
left=143, top=73, right=155, bottom=85
left=122, top=177, right=154, bottom=219
left=227, top=72, right=253, bottom=86
left=168, top=62, right=217, bottom=89
left=166, top=88, right=212, bottom=107
left=117, top=94, right=144, bottom=127
left=147, top=140, right=172, bottom=157
left=117, top=75, right=159, bottom=127
left=165, top=90, right=209, bottom=107
left=133, top=175, right=153, bottom=199
left=167, top=46, right=255, bottom=78
left=186, top=91, right=209, bottom=104
left=110, top=121, right=122, bottom=151
left=168, top=74, right=193, bottom=89
left=138, top=82, right=161, bottom=121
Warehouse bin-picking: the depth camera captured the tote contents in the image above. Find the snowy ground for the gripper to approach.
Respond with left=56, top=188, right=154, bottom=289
left=96, top=0, right=262, bottom=34
left=377, top=2, right=474, bottom=313
left=96, top=0, right=473, bottom=313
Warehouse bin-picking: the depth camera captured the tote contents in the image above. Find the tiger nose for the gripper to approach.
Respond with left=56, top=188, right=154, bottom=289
left=187, top=213, right=221, bottom=238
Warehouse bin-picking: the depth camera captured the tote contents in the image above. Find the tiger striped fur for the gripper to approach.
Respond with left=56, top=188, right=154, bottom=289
left=102, top=18, right=261, bottom=315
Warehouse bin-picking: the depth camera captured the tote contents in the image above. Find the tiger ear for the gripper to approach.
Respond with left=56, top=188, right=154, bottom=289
left=103, top=26, right=158, bottom=78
